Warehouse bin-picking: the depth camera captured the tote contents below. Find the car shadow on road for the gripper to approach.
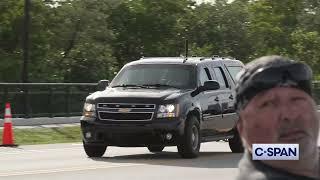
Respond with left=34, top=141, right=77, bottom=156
left=90, top=151, right=243, bottom=169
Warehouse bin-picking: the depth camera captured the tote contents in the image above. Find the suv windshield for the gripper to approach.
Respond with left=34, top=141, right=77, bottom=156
left=110, top=64, right=196, bottom=89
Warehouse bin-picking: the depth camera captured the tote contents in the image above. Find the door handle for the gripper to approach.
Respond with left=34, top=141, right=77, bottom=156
left=229, top=95, right=234, bottom=100
left=214, top=97, right=219, bottom=101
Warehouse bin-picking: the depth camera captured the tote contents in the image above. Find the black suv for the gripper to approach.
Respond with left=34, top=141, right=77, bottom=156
left=81, top=57, right=244, bottom=158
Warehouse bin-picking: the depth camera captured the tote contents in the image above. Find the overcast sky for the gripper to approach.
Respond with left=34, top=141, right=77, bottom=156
left=195, top=0, right=214, bottom=4
left=195, top=0, right=233, bottom=4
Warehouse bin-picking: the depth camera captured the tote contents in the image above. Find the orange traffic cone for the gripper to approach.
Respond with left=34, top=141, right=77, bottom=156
left=1, top=103, right=17, bottom=147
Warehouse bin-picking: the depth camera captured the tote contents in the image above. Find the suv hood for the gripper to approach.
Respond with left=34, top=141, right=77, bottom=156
left=86, top=87, right=188, bottom=102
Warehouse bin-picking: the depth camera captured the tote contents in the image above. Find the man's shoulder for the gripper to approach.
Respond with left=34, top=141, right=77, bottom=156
left=237, top=152, right=318, bottom=180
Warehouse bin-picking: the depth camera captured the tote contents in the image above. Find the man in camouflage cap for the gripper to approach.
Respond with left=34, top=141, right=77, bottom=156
left=235, top=55, right=319, bottom=180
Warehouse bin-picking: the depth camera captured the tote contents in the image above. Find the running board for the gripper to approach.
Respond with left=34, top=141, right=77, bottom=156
left=201, top=135, right=234, bottom=143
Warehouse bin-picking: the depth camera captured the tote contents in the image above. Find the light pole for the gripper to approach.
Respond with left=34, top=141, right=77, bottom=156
left=22, top=0, right=30, bottom=83
left=22, top=0, right=31, bottom=118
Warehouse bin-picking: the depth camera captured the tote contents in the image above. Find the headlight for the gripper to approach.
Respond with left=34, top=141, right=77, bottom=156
left=82, top=102, right=96, bottom=118
left=157, top=104, right=179, bottom=118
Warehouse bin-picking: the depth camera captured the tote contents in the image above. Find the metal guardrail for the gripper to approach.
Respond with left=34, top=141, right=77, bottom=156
left=313, top=81, right=320, bottom=105
left=0, top=83, right=97, bottom=118
left=0, top=82, right=319, bottom=118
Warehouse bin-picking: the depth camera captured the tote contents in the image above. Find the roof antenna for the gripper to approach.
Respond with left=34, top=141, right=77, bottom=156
left=183, top=39, right=188, bottom=63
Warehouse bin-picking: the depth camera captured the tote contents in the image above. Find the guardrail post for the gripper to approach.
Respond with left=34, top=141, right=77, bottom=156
left=65, top=86, right=71, bottom=117
left=2, top=86, right=8, bottom=118
left=49, top=86, right=54, bottom=117
left=313, top=82, right=320, bottom=104
left=24, top=86, right=32, bottom=118
left=3, top=86, right=8, bottom=102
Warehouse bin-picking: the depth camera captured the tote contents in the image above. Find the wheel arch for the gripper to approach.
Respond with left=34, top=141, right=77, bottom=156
left=186, top=108, right=201, bottom=124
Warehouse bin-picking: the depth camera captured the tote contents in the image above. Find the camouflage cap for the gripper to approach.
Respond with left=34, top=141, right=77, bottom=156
left=235, top=55, right=313, bottom=111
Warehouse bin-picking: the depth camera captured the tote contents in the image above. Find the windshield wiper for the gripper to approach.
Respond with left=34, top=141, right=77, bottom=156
left=112, top=84, right=147, bottom=88
left=142, top=84, right=180, bottom=89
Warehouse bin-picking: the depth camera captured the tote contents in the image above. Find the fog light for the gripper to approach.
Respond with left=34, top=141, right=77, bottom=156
left=85, top=132, right=92, bottom=138
left=166, top=133, right=172, bottom=140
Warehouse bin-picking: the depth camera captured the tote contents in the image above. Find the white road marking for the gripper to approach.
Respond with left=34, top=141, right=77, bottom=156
left=0, top=164, right=143, bottom=177
left=71, top=143, right=82, bottom=146
left=0, top=147, right=82, bottom=156
left=0, top=150, right=44, bottom=155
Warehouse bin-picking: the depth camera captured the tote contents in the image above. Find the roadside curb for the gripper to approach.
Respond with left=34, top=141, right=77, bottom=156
left=0, top=123, right=80, bottom=130
left=0, top=116, right=80, bottom=127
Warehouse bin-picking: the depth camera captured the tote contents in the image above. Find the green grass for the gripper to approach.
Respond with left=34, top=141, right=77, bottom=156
left=0, top=126, right=82, bottom=145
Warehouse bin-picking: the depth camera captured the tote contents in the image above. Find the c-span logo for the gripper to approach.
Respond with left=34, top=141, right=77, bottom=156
left=252, top=144, right=299, bottom=160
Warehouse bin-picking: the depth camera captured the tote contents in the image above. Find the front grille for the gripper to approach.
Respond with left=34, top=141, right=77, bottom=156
left=98, top=112, right=153, bottom=121
left=97, top=103, right=156, bottom=121
left=98, top=103, right=155, bottom=109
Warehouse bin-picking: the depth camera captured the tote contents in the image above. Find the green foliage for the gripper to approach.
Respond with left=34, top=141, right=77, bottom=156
left=0, top=0, right=117, bottom=82
left=109, top=0, right=195, bottom=66
left=0, top=0, right=24, bottom=82
left=187, top=0, right=251, bottom=60
left=31, top=0, right=118, bottom=82
left=291, top=29, right=320, bottom=74
left=1, top=0, right=320, bottom=82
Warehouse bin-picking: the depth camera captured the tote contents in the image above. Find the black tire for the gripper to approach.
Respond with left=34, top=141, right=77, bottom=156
left=147, top=145, right=165, bottom=153
left=228, top=129, right=244, bottom=153
left=83, top=141, right=107, bottom=157
left=177, top=116, right=201, bottom=158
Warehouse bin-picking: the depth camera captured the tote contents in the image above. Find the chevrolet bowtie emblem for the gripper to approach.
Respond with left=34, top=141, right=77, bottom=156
left=118, top=108, right=131, bottom=113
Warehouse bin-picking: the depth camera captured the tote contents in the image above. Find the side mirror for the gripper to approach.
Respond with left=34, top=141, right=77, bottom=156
left=203, top=80, right=220, bottom=91
left=97, top=80, right=109, bottom=91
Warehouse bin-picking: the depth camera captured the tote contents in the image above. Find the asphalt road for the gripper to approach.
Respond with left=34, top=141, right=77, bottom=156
left=0, top=109, right=319, bottom=179
left=0, top=142, right=242, bottom=180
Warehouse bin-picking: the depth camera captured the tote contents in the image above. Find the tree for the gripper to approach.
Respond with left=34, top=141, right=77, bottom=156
left=291, top=29, right=320, bottom=74
left=109, top=0, right=195, bottom=67
left=31, top=0, right=117, bottom=82
left=246, top=0, right=305, bottom=59
left=186, top=0, right=251, bottom=61
left=0, top=0, right=24, bottom=82
left=1, top=0, right=320, bottom=82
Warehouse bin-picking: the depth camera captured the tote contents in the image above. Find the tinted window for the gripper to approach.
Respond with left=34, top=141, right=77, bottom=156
left=226, top=66, right=242, bottom=82
left=199, top=67, right=211, bottom=86
left=204, top=68, right=212, bottom=80
left=213, top=67, right=227, bottom=89
left=110, top=64, right=196, bottom=89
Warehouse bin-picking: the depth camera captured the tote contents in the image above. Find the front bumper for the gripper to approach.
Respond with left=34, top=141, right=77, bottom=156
left=81, top=118, right=185, bottom=147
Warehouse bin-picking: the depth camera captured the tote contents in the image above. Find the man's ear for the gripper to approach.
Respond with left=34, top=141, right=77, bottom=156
left=237, top=116, right=243, bottom=136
